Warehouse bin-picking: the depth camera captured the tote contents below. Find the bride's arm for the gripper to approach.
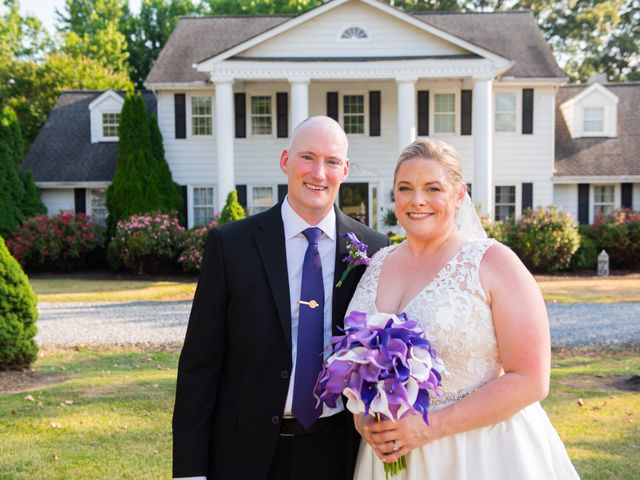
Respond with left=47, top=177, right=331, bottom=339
left=366, top=242, right=551, bottom=462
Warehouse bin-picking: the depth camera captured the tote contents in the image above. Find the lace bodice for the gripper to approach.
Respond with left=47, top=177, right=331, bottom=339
left=347, top=238, right=501, bottom=395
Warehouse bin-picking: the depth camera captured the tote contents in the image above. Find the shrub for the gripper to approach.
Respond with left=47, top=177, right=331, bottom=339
left=506, top=206, right=580, bottom=272
left=218, top=190, right=245, bottom=225
left=178, top=219, right=218, bottom=273
left=0, top=236, right=38, bottom=369
left=589, top=209, right=640, bottom=269
left=382, top=208, right=397, bottom=227
left=108, top=212, right=185, bottom=274
left=480, top=215, right=509, bottom=242
left=569, top=225, right=598, bottom=271
left=6, top=211, right=106, bottom=271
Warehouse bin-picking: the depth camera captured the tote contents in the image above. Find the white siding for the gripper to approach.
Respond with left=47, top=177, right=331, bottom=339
left=90, top=95, right=123, bottom=143
left=40, top=189, right=74, bottom=215
left=239, top=1, right=467, bottom=59
left=634, top=183, right=640, bottom=210
left=553, top=184, right=578, bottom=221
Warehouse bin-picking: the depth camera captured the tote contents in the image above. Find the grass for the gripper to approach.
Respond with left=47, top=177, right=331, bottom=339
left=536, top=275, right=640, bottom=303
left=1, top=346, right=638, bottom=479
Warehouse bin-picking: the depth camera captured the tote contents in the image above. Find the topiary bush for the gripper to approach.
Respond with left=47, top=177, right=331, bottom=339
left=6, top=211, right=106, bottom=271
left=218, top=190, right=246, bottom=225
left=0, top=236, right=38, bottom=369
left=506, top=206, right=580, bottom=272
left=108, top=212, right=185, bottom=274
left=178, top=219, right=218, bottom=273
left=589, top=209, right=640, bottom=270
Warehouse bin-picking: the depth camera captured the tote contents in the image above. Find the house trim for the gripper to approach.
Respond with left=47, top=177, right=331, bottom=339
left=36, top=182, right=111, bottom=188
left=552, top=176, right=640, bottom=183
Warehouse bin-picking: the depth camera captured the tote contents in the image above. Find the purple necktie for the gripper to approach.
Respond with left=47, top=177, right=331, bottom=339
left=292, top=227, right=325, bottom=428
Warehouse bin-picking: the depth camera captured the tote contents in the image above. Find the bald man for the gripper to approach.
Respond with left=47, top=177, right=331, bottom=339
left=173, top=117, right=388, bottom=480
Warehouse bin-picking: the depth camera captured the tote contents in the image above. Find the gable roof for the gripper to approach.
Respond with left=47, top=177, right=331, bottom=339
left=23, top=91, right=157, bottom=183
left=146, top=9, right=562, bottom=85
left=555, top=83, right=640, bottom=177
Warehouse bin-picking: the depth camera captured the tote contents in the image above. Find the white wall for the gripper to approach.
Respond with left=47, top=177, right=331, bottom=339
left=633, top=183, right=640, bottom=210
left=40, top=189, right=74, bottom=215
left=553, top=184, right=578, bottom=221
left=240, top=1, right=467, bottom=59
left=90, top=94, right=123, bottom=143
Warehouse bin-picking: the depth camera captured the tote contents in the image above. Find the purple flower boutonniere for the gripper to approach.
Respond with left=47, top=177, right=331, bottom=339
left=335, top=232, right=371, bottom=288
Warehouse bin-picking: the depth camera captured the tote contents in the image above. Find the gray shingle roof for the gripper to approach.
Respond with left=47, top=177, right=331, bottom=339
left=555, top=83, right=640, bottom=177
left=23, top=91, right=156, bottom=183
left=145, top=9, right=563, bottom=85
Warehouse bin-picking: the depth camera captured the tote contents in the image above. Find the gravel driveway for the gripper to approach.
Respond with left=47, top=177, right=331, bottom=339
left=35, top=301, right=640, bottom=348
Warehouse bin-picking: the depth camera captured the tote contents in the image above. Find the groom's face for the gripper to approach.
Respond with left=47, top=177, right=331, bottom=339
left=280, top=119, right=349, bottom=225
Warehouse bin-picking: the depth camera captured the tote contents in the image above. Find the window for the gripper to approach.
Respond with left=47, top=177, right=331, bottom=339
left=191, top=96, right=212, bottom=136
left=251, top=96, right=272, bottom=135
left=495, top=93, right=516, bottom=132
left=594, top=185, right=614, bottom=217
left=250, top=187, right=274, bottom=215
left=102, top=113, right=120, bottom=138
left=495, top=186, right=516, bottom=221
left=340, top=27, right=368, bottom=40
left=434, top=93, right=455, bottom=133
left=343, top=95, right=365, bottom=134
left=193, top=187, right=215, bottom=226
left=90, top=189, right=107, bottom=226
left=583, top=107, right=604, bottom=133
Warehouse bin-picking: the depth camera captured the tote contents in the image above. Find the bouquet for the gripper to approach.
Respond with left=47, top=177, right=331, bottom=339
left=314, top=311, right=445, bottom=478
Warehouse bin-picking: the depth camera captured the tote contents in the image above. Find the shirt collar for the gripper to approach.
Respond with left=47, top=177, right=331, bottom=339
left=281, top=196, right=336, bottom=241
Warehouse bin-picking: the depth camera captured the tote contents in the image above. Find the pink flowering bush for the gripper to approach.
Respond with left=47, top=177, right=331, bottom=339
left=589, top=208, right=640, bottom=269
left=178, top=219, right=218, bottom=273
left=6, top=211, right=106, bottom=271
left=108, top=212, right=186, bottom=274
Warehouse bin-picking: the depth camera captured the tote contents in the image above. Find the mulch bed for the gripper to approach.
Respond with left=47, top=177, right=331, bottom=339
left=0, top=370, right=67, bottom=395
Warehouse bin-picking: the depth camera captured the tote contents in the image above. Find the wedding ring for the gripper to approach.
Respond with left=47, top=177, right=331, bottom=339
left=392, top=440, right=399, bottom=452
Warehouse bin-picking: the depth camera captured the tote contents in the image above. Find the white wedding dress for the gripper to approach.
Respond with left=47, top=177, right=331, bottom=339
left=349, top=239, right=580, bottom=480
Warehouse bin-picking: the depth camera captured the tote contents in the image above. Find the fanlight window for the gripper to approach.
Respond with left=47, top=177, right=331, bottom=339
left=340, top=27, right=368, bottom=40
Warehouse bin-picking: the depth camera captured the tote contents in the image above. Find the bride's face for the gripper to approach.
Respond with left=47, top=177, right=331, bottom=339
left=393, top=157, right=464, bottom=240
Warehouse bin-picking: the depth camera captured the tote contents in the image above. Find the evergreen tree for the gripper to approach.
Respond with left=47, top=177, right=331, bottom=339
left=0, top=142, right=24, bottom=236
left=218, top=190, right=246, bottom=225
left=0, top=235, right=38, bottom=369
left=148, top=113, right=183, bottom=218
left=0, top=105, right=24, bottom=165
left=21, top=170, right=47, bottom=218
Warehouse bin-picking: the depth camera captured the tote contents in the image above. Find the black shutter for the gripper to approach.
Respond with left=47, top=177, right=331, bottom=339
left=621, top=183, right=633, bottom=209
left=522, top=89, right=534, bottom=134
left=461, top=90, right=472, bottom=135
left=522, top=182, right=533, bottom=212
left=578, top=183, right=590, bottom=224
left=234, top=93, right=246, bottom=138
left=74, top=188, right=86, bottom=214
left=276, top=92, right=288, bottom=138
left=327, top=92, right=338, bottom=122
left=466, top=183, right=472, bottom=199
left=369, top=91, right=381, bottom=137
left=180, top=185, right=188, bottom=227
left=174, top=94, right=186, bottom=139
left=417, top=90, right=429, bottom=136
left=278, top=184, right=288, bottom=201
left=236, top=185, right=247, bottom=210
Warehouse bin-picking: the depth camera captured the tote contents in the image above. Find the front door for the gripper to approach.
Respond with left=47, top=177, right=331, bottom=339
left=339, top=183, right=369, bottom=225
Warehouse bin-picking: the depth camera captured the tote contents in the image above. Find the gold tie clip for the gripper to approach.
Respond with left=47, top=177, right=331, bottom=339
left=298, top=300, right=320, bottom=309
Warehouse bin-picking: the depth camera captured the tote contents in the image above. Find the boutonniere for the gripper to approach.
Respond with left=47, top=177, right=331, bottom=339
left=335, top=232, right=371, bottom=288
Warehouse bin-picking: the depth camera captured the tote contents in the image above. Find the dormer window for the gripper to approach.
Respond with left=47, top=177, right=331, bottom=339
left=102, top=113, right=120, bottom=138
left=583, top=107, right=604, bottom=133
left=340, top=26, right=368, bottom=40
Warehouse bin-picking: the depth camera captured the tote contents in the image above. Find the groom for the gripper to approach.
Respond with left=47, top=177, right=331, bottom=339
left=173, top=116, right=388, bottom=479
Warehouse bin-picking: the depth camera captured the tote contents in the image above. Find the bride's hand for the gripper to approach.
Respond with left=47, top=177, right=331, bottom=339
left=354, top=414, right=375, bottom=442
left=366, top=412, right=436, bottom=462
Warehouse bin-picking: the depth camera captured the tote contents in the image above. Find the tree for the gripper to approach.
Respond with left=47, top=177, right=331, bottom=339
left=121, top=0, right=204, bottom=88
left=203, top=0, right=321, bottom=15
left=148, top=112, right=183, bottom=218
left=218, top=190, right=246, bottom=225
left=0, top=235, right=38, bottom=369
left=0, top=0, right=53, bottom=62
left=56, top=0, right=129, bottom=72
left=0, top=142, right=24, bottom=236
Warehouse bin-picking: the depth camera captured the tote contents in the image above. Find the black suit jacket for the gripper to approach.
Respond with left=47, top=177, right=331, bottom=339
left=173, top=202, right=389, bottom=479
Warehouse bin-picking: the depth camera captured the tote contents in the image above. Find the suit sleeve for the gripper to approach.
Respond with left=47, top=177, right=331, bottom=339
left=173, top=229, right=228, bottom=477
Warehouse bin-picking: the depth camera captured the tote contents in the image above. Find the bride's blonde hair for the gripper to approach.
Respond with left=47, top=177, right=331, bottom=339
left=394, top=139, right=464, bottom=187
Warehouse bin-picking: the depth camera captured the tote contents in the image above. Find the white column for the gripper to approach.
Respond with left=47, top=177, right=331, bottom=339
left=472, top=76, right=493, bottom=217
left=214, top=77, right=235, bottom=210
left=396, top=77, right=417, bottom=152
left=289, top=77, right=310, bottom=132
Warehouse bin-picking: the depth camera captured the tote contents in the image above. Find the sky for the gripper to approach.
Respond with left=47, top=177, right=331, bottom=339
left=6, top=0, right=142, bottom=33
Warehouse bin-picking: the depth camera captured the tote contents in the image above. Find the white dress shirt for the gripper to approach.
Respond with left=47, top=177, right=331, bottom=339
left=174, top=199, right=342, bottom=480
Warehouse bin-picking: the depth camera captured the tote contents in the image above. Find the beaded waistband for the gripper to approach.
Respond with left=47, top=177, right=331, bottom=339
left=430, top=388, right=475, bottom=406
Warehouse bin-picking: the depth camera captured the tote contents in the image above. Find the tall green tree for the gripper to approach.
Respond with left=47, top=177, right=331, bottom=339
left=203, top=0, right=321, bottom=14
left=56, top=0, right=129, bottom=72
left=0, top=0, right=53, bottom=61
left=148, top=112, right=183, bottom=217
left=121, top=0, right=204, bottom=88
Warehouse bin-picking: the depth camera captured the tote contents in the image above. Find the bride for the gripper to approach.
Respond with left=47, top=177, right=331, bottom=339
left=348, top=139, right=579, bottom=479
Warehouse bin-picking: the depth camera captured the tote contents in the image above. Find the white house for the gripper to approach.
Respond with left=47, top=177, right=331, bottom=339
left=23, top=0, right=639, bottom=229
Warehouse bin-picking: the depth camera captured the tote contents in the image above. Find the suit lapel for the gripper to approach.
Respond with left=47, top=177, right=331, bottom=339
left=253, top=202, right=293, bottom=350
left=332, top=208, right=352, bottom=336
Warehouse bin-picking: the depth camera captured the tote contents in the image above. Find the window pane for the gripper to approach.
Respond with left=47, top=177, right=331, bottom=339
left=91, top=189, right=107, bottom=226
left=594, top=185, right=614, bottom=203
left=343, top=95, right=365, bottom=134
left=434, top=94, right=455, bottom=133
left=251, top=187, right=273, bottom=214
left=251, top=96, right=272, bottom=135
left=191, top=96, right=212, bottom=136
left=494, top=186, right=516, bottom=221
left=495, top=93, right=516, bottom=111
left=102, top=113, right=120, bottom=137
left=252, top=116, right=272, bottom=135
left=435, top=94, right=455, bottom=112
left=495, top=93, right=516, bottom=132
left=434, top=114, right=454, bottom=133
left=583, top=107, right=604, bottom=132
left=193, top=187, right=214, bottom=226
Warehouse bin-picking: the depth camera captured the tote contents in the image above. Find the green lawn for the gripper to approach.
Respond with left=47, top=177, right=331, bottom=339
left=1, top=346, right=638, bottom=479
